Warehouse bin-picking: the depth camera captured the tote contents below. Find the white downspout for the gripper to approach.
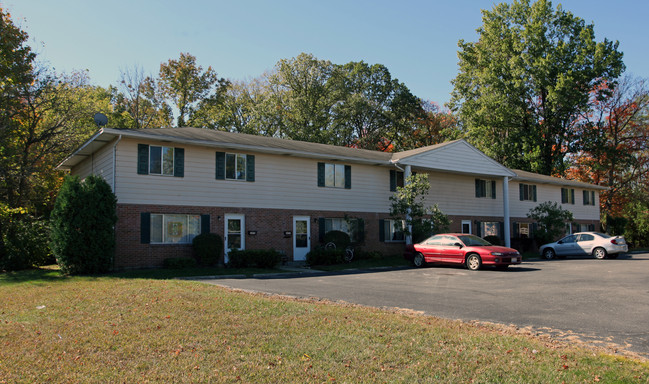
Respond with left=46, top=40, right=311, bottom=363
left=503, top=176, right=511, bottom=248
left=112, top=135, right=122, bottom=193
left=405, top=165, right=412, bottom=245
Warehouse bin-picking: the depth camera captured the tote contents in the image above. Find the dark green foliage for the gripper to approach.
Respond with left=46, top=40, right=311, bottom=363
left=390, top=173, right=450, bottom=243
left=50, top=175, right=117, bottom=274
left=192, top=233, right=223, bottom=266
left=483, top=235, right=502, bottom=246
left=527, top=201, right=574, bottom=245
left=163, top=257, right=198, bottom=269
left=227, top=249, right=282, bottom=269
left=0, top=214, right=52, bottom=270
left=306, top=248, right=344, bottom=266
left=323, top=230, right=351, bottom=250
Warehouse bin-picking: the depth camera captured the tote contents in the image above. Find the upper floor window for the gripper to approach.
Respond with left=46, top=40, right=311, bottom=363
left=215, top=152, right=255, bottom=182
left=561, top=188, right=575, bottom=204
left=583, top=190, right=595, bottom=206
left=475, top=179, right=496, bottom=199
left=389, top=170, right=404, bottom=192
left=519, top=183, right=537, bottom=201
left=317, top=162, right=351, bottom=189
left=226, top=153, right=247, bottom=180
left=137, top=144, right=184, bottom=177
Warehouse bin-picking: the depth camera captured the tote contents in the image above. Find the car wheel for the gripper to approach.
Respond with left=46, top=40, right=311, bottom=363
left=465, top=254, right=482, bottom=271
left=413, top=252, right=426, bottom=268
left=593, top=247, right=607, bottom=260
left=542, top=248, right=555, bottom=260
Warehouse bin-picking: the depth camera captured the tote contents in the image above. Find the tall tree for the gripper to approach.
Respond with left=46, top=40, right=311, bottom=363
left=567, top=76, right=649, bottom=219
left=158, top=52, right=227, bottom=127
left=268, top=53, right=341, bottom=144
left=117, top=66, right=172, bottom=129
left=333, top=61, right=423, bottom=151
left=398, top=100, right=461, bottom=150
left=450, top=0, right=625, bottom=175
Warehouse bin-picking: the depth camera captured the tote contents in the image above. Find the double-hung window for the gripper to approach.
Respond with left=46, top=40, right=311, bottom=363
left=215, top=152, right=255, bottom=182
left=317, top=162, right=351, bottom=189
left=383, top=219, right=405, bottom=242
left=561, top=188, right=575, bottom=204
left=519, top=183, right=537, bottom=201
left=583, top=190, right=595, bottom=206
left=150, top=214, right=201, bottom=244
left=475, top=179, right=496, bottom=199
left=137, top=144, right=184, bottom=177
left=226, top=153, right=247, bottom=180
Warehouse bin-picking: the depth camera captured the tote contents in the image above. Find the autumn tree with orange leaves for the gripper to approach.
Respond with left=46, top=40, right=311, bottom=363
left=568, top=76, right=649, bottom=238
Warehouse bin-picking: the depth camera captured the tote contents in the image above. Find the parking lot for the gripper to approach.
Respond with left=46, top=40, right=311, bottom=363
left=206, top=253, right=649, bottom=359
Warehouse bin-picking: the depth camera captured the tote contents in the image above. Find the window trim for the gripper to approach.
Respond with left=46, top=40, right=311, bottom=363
left=475, top=179, right=496, bottom=199
left=519, top=183, right=537, bottom=202
left=317, top=162, right=351, bottom=189
left=561, top=188, right=575, bottom=204
left=383, top=219, right=405, bottom=243
left=149, top=213, right=202, bottom=244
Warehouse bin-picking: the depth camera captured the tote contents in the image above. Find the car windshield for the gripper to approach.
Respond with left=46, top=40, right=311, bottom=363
left=457, top=235, right=492, bottom=246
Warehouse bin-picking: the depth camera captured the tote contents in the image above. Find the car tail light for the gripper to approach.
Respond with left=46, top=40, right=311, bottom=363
left=611, top=239, right=618, bottom=245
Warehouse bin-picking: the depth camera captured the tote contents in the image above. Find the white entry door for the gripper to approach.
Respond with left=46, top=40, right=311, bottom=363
left=224, top=214, right=245, bottom=263
left=293, top=216, right=310, bottom=261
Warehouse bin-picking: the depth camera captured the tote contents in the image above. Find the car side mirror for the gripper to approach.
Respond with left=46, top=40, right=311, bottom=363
left=454, top=242, right=463, bottom=248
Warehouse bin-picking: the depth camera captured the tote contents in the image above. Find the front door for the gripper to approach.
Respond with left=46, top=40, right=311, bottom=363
left=224, top=214, right=245, bottom=263
left=293, top=216, right=310, bottom=261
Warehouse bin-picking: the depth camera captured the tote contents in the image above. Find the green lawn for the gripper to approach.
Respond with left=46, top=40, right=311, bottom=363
left=1, top=267, right=647, bottom=383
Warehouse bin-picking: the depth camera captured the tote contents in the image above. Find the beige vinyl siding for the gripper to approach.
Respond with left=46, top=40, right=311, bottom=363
left=114, top=139, right=393, bottom=213
left=424, top=171, right=503, bottom=216
left=400, top=141, right=513, bottom=177
left=70, top=140, right=115, bottom=190
left=509, top=182, right=600, bottom=220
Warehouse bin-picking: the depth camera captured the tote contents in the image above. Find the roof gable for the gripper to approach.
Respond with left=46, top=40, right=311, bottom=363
left=391, top=139, right=516, bottom=177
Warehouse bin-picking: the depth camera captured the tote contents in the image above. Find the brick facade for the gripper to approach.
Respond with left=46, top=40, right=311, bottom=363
left=115, top=203, right=406, bottom=269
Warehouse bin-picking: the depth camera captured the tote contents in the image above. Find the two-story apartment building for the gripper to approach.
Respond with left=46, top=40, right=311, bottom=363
left=58, top=127, right=604, bottom=269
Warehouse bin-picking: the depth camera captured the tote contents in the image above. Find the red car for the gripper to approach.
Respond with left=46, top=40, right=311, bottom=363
left=404, top=233, right=522, bottom=271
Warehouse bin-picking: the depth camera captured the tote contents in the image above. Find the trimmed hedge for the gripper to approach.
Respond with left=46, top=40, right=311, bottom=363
left=306, top=247, right=344, bottom=266
left=323, top=230, right=351, bottom=249
left=163, top=257, right=198, bottom=269
left=192, top=233, right=223, bottom=266
left=227, top=249, right=282, bottom=269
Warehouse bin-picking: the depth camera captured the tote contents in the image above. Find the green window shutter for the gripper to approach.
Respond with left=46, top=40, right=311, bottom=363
left=583, top=190, right=588, bottom=205
left=215, top=152, right=225, bottom=180
left=532, top=185, right=537, bottom=202
left=513, top=222, right=519, bottom=238
left=499, top=222, right=504, bottom=240
left=475, top=179, right=481, bottom=197
left=476, top=221, right=482, bottom=237
left=137, top=144, right=149, bottom=175
left=357, top=218, right=365, bottom=243
left=570, top=189, right=575, bottom=204
left=491, top=180, right=496, bottom=199
left=531, top=223, right=538, bottom=238
left=317, top=163, right=325, bottom=187
left=390, top=170, right=397, bottom=192
left=200, top=214, right=210, bottom=234
left=519, top=184, right=524, bottom=200
left=318, top=218, right=326, bottom=242
left=245, top=155, right=255, bottom=182
left=173, top=148, right=184, bottom=177
left=344, top=165, right=351, bottom=189
left=140, top=212, right=151, bottom=244
left=379, top=219, right=385, bottom=242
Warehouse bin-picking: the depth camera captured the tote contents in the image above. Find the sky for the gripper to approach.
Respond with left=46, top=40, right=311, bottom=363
left=6, top=0, right=649, bottom=106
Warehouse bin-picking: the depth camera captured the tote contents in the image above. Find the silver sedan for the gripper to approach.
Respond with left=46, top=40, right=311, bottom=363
left=539, top=232, right=628, bottom=260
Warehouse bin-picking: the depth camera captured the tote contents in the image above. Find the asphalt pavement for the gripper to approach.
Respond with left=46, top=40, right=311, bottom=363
left=197, top=252, right=649, bottom=359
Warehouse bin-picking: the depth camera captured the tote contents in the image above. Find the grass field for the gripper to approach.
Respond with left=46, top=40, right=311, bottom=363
left=1, top=267, right=648, bottom=383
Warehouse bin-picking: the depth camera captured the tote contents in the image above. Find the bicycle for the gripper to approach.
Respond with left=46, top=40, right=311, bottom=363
left=324, top=242, right=354, bottom=262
